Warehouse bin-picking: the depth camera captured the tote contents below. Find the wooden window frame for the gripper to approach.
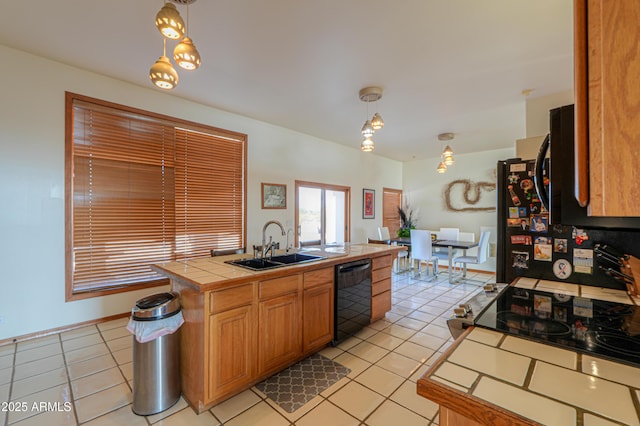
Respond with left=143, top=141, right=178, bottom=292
left=65, top=92, right=247, bottom=301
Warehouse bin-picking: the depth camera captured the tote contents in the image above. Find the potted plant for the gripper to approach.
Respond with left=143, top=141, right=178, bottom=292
left=397, top=200, right=418, bottom=237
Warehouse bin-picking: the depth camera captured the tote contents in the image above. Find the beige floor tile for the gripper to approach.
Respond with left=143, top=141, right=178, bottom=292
left=390, top=381, right=439, bottom=420
left=296, top=401, right=359, bottom=426
left=106, top=336, right=132, bottom=353
left=65, top=343, right=109, bottom=365
left=7, top=384, right=72, bottom=424
left=381, top=324, right=416, bottom=340
left=120, top=362, right=133, bottom=381
left=318, top=346, right=343, bottom=360
left=13, top=354, right=65, bottom=382
left=154, top=407, right=219, bottom=426
left=366, top=400, right=430, bottom=426
left=408, top=332, right=447, bottom=351
left=17, top=335, right=60, bottom=352
left=354, top=365, right=403, bottom=397
left=395, top=317, right=428, bottom=331
left=12, top=367, right=68, bottom=399
left=100, top=326, right=130, bottom=342
left=83, top=404, right=147, bottom=426
left=67, top=354, right=116, bottom=381
left=368, top=319, right=393, bottom=331
left=376, top=352, right=421, bottom=377
left=74, top=382, right=131, bottom=423
left=72, top=367, right=125, bottom=400
left=406, top=310, right=437, bottom=323
left=225, top=401, right=288, bottom=426
left=111, top=347, right=132, bottom=365
left=10, top=409, right=76, bottom=426
left=333, top=352, right=371, bottom=379
left=60, top=325, right=98, bottom=341
left=318, top=376, right=350, bottom=398
left=146, top=397, right=189, bottom=424
left=15, top=343, right=62, bottom=365
left=336, top=336, right=362, bottom=351
left=348, top=341, right=389, bottom=363
left=420, top=324, right=451, bottom=339
left=366, top=332, right=404, bottom=351
left=97, top=317, right=130, bottom=332
left=354, top=327, right=378, bottom=340
left=328, top=380, right=384, bottom=421
left=393, top=341, right=435, bottom=363
left=409, top=362, right=431, bottom=383
left=210, top=388, right=262, bottom=423
left=62, top=333, right=105, bottom=353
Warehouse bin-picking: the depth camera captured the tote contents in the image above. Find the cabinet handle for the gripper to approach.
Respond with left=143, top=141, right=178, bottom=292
left=574, top=0, right=589, bottom=208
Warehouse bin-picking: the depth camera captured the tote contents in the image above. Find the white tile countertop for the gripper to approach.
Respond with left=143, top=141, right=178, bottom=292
left=417, top=327, right=640, bottom=426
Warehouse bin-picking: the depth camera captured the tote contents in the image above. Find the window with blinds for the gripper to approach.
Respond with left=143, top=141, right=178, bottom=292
left=65, top=93, right=247, bottom=300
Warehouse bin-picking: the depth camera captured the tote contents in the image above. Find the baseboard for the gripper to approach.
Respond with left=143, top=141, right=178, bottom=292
left=0, top=311, right=130, bottom=347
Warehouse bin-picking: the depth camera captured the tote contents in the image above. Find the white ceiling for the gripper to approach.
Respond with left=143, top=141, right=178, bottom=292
left=0, top=0, right=574, bottom=162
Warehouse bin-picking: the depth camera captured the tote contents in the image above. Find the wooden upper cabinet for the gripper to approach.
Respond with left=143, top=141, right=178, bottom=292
left=576, top=0, right=640, bottom=216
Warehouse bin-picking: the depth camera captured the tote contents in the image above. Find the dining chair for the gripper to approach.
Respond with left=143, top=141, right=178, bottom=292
left=433, top=227, right=460, bottom=262
left=453, top=230, right=491, bottom=282
left=374, top=228, right=409, bottom=273
left=410, top=229, right=438, bottom=281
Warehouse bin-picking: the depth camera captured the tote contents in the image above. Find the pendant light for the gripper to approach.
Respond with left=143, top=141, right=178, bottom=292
left=173, top=1, right=201, bottom=70
left=150, top=39, right=179, bottom=90
left=436, top=161, right=447, bottom=173
left=358, top=86, right=385, bottom=152
left=436, top=133, right=455, bottom=171
left=155, top=2, right=185, bottom=40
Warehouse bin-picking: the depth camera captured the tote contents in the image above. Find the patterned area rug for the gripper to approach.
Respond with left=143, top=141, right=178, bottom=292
left=255, top=353, right=351, bottom=413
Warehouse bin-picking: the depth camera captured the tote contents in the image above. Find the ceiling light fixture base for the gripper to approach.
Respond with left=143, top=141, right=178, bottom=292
left=359, top=86, right=383, bottom=102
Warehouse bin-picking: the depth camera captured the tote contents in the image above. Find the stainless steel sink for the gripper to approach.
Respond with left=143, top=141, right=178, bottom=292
left=226, top=253, right=325, bottom=271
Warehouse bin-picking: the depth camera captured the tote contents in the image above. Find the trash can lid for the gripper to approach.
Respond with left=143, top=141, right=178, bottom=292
left=132, top=291, right=181, bottom=321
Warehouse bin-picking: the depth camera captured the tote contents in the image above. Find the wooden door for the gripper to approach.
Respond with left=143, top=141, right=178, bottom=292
left=302, top=283, right=334, bottom=352
left=208, top=305, right=254, bottom=401
left=258, top=293, right=301, bottom=375
left=382, top=188, right=402, bottom=238
left=576, top=0, right=640, bottom=216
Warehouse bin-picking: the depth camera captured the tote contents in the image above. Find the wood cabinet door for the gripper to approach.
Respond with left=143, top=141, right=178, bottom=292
left=208, top=305, right=254, bottom=401
left=371, top=290, right=391, bottom=321
left=581, top=0, right=640, bottom=216
left=258, top=292, right=302, bottom=375
left=303, top=282, right=334, bottom=353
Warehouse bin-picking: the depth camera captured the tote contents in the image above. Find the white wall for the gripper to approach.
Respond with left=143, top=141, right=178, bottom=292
left=525, top=90, right=574, bottom=137
left=0, top=45, right=401, bottom=340
left=402, top=148, right=515, bottom=272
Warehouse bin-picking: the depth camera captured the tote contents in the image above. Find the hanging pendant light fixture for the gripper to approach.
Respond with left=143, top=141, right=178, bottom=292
left=150, top=39, right=179, bottom=90
left=436, top=133, right=455, bottom=171
left=436, top=161, right=447, bottom=173
left=173, top=1, right=201, bottom=70
left=155, top=2, right=185, bottom=40
left=358, top=86, right=385, bottom=152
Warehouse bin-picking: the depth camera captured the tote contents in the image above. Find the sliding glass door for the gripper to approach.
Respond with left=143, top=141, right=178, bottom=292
left=295, top=181, right=350, bottom=247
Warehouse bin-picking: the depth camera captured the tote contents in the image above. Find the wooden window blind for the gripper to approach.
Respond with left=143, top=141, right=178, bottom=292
left=66, top=93, right=247, bottom=300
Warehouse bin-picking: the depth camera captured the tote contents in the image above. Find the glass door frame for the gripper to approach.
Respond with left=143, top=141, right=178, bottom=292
left=294, top=180, right=351, bottom=247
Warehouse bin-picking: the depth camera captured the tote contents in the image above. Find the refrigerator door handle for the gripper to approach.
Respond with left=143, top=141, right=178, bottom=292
left=534, top=133, right=551, bottom=215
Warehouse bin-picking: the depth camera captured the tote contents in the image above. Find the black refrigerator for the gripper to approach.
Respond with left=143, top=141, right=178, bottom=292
left=496, top=106, right=640, bottom=289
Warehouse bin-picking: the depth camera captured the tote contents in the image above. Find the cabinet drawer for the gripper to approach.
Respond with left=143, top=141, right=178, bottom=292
left=371, top=290, right=391, bottom=321
left=259, top=275, right=301, bottom=300
left=372, top=277, right=391, bottom=296
left=304, top=267, right=334, bottom=289
left=210, top=283, right=254, bottom=314
left=372, top=255, right=392, bottom=270
left=372, top=267, right=391, bottom=283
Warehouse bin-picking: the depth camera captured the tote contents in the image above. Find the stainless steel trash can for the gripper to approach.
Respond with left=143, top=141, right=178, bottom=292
left=131, top=292, right=182, bottom=415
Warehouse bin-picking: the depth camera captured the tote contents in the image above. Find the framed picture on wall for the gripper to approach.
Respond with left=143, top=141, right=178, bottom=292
left=262, top=183, right=286, bottom=209
left=363, top=188, right=375, bottom=219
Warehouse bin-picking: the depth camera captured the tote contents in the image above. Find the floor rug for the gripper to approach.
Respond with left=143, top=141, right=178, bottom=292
left=255, top=353, right=351, bottom=413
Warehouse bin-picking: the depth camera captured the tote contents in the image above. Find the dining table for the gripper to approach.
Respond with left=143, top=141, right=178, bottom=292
left=391, top=237, right=479, bottom=283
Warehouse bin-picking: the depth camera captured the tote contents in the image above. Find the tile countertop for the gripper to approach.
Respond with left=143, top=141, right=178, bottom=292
left=417, top=327, right=640, bottom=426
left=151, top=243, right=406, bottom=292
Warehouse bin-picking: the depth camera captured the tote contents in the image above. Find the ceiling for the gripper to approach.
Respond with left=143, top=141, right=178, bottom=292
left=0, top=0, right=574, bottom=162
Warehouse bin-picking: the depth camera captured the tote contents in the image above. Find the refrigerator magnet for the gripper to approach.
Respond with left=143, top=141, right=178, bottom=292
left=553, top=259, right=572, bottom=280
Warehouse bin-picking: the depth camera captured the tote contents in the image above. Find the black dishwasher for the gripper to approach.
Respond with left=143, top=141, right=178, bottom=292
left=333, top=259, right=372, bottom=345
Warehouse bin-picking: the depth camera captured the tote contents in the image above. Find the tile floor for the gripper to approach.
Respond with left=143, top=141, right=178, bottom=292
left=0, top=269, right=494, bottom=425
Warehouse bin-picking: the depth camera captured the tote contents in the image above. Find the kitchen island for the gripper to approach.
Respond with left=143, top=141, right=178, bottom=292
left=152, top=243, right=405, bottom=413
left=417, top=326, right=640, bottom=425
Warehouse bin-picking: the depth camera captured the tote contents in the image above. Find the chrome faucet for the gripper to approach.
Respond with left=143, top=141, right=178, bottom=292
left=262, top=220, right=286, bottom=259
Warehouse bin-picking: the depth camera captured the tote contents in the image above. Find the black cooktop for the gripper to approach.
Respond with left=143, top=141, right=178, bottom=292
left=474, top=286, right=640, bottom=367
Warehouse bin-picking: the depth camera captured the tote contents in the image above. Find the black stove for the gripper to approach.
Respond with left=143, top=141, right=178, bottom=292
left=474, top=285, right=640, bottom=367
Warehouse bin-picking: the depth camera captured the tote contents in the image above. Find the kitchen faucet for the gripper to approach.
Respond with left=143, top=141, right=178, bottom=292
left=261, top=220, right=286, bottom=259
left=286, top=228, right=294, bottom=253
